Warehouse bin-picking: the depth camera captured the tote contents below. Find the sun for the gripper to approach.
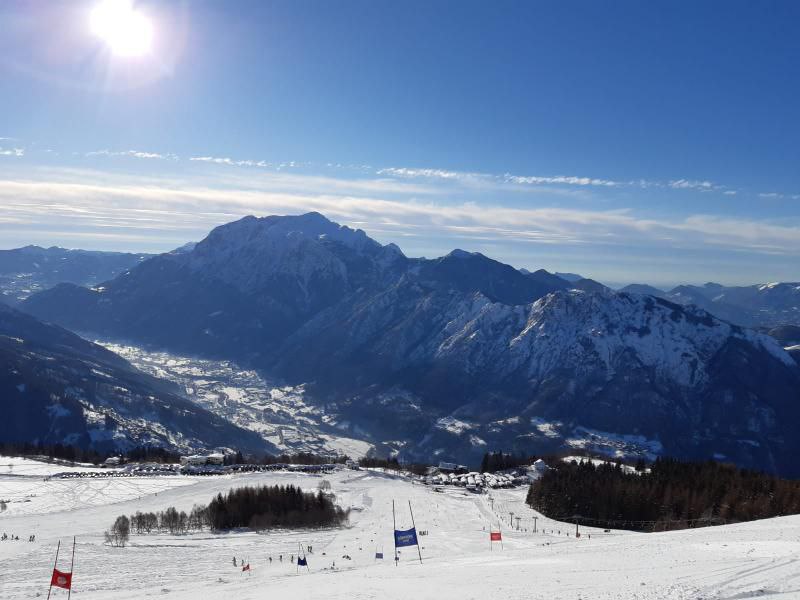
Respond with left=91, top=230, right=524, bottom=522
left=90, top=0, right=154, bottom=58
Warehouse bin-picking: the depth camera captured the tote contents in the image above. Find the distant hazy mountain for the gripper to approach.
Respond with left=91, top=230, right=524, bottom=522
left=570, top=278, right=610, bottom=294
left=618, top=283, right=666, bottom=297
left=20, top=213, right=800, bottom=474
left=554, top=272, right=584, bottom=283
left=620, top=281, right=800, bottom=328
left=521, top=268, right=571, bottom=293
left=0, top=303, right=270, bottom=454
left=0, top=245, right=150, bottom=304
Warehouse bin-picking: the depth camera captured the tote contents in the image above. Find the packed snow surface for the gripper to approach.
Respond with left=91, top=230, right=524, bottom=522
left=1, top=456, right=799, bottom=599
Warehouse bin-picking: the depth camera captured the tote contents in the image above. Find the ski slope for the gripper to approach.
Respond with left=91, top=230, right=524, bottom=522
left=1, top=457, right=799, bottom=599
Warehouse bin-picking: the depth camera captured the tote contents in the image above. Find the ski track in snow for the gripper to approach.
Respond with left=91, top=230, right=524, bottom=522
left=1, top=457, right=799, bottom=599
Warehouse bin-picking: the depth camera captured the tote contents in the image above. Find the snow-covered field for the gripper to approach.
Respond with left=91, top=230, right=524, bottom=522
left=1, top=455, right=799, bottom=599
left=0, top=457, right=197, bottom=517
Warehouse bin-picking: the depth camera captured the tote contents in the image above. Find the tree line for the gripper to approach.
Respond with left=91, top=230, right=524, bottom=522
left=358, top=456, right=429, bottom=476
left=479, top=451, right=536, bottom=473
left=0, top=441, right=109, bottom=465
left=526, top=457, right=800, bottom=531
left=106, top=505, right=210, bottom=546
left=106, top=484, right=348, bottom=546
left=0, top=441, right=182, bottom=465
left=208, top=484, right=348, bottom=530
left=0, top=439, right=359, bottom=467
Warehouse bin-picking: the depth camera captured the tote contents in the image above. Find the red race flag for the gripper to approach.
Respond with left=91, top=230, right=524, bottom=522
left=490, top=531, right=502, bottom=541
left=51, top=568, right=72, bottom=590
left=242, top=564, right=250, bottom=572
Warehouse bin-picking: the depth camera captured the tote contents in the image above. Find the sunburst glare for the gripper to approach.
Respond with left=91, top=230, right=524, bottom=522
left=89, top=0, right=154, bottom=58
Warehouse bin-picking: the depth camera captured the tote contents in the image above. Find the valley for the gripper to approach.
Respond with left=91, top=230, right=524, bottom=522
left=100, top=342, right=374, bottom=459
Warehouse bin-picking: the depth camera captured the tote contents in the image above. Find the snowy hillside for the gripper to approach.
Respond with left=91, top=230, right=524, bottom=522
left=1, top=455, right=799, bottom=599
left=0, top=305, right=270, bottom=454
left=279, top=287, right=800, bottom=473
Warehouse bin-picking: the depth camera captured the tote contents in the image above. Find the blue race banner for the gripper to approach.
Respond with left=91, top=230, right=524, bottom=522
left=394, top=528, right=419, bottom=548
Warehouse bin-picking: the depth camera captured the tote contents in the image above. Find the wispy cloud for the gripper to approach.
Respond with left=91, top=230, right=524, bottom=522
left=190, top=156, right=271, bottom=168
left=758, top=192, right=800, bottom=200
left=86, top=149, right=179, bottom=160
left=12, top=134, right=798, bottom=202
left=505, top=174, right=620, bottom=187
left=668, top=179, right=715, bottom=190
left=379, top=165, right=621, bottom=188
left=376, top=167, right=478, bottom=180
left=1, top=169, right=799, bottom=258
left=378, top=164, right=734, bottom=194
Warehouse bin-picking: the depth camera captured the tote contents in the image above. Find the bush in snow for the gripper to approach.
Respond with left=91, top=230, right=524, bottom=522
left=105, top=515, right=130, bottom=547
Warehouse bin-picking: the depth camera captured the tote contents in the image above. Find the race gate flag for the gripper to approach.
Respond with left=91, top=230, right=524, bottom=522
left=490, top=531, right=502, bottom=541
left=394, top=527, right=419, bottom=548
left=242, top=564, right=250, bottom=572
left=47, top=537, right=76, bottom=597
left=297, top=557, right=307, bottom=567
left=51, top=569, right=72, bottom=590
left=392, top=500, right=424, bottom=565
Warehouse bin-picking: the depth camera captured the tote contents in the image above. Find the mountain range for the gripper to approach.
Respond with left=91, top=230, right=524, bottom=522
left=16, top=212, right=800, bottom=475
left=620, top=281, right=800, bottom=330
left=0, top=245, right=150, bottom=305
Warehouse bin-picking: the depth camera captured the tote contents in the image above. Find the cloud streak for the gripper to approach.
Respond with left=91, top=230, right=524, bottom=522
left=85, top=149, right=178, bottom=160
left=1, top=170, right=798, bottom=259
left=11, top=135, right=791, bottom=201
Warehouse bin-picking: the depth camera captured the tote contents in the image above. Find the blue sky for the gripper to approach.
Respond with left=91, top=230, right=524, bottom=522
left=1, top=0, right=799, bottom=287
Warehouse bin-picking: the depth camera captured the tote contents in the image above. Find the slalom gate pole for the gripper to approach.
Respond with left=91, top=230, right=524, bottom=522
left=393, top=500, right=398, bottom=566
left=499, top=523, right=503, bottom=550
left=67, top=536, right=76, bottom=600
left=408, top=500, right=423, bottom=564
left=46, top=540, right=61, bottom=600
